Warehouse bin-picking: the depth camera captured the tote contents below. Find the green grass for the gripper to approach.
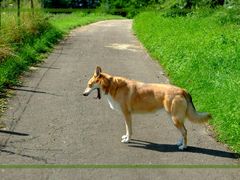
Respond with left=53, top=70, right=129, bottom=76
left=0, top=11, right=57, bottom=90
left=49, top=11, right=123, bottom=32
left=133, top=10, right=240, bottom=153
left=0, top=11, right=122, bottom=91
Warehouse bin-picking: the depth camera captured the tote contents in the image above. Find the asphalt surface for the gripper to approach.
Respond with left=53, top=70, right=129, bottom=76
left=0, top=20, right=239, bottom=179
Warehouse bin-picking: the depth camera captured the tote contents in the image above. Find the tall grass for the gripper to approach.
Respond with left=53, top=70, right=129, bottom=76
left=0, top=9, right=56, bottom=87
left=0, top=0, right=45, bottom=60
left=0, top=7, right=122, bottom=91
left=133, top=10, right=240, bottom=153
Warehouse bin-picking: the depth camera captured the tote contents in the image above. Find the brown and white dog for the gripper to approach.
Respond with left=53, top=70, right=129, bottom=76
left=83, top=66, right=211, bottom=150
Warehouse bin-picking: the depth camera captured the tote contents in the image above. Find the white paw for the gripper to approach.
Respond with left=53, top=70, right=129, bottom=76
left=122, top=135, right=128, bottom=140
left=176, top=138, right=183, bottom=146
left=121, top=135, right=130, bottom=143
left=178, top=144, right=187, bottom=150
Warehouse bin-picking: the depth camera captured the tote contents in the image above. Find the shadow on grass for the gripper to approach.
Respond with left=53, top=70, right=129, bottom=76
left=128, top=139, right=239, bottom=159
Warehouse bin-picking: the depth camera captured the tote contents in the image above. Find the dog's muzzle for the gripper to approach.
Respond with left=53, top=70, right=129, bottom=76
left=83, top=87, right=101, bottom=99
left=83, top=87, right=91, bottom=96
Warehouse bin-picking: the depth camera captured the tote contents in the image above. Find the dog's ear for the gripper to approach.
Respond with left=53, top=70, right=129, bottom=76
left=95, top=66, right=102, bottom=77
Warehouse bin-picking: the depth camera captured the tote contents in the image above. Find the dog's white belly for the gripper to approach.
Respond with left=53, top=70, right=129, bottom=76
left=106, top=95, right=121, bottom=112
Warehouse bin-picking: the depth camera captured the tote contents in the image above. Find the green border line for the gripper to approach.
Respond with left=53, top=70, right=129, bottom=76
left=0, top=164, right=239, bottom=169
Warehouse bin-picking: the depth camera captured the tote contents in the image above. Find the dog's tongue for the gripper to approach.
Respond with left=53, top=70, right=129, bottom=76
left=94, top=88, right=101, bottom=99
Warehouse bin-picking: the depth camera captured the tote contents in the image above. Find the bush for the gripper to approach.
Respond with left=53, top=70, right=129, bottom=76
left=43, top=0, right=100, bottom=8
left=162, top=0, right=239, bottom=17
left=216, top=6, right=240, bottom=25
left=163, top=4, right=193, bottom=17
left=99, top=0, right=162, bottom=18
left=43, top=0, right=72, bottom=8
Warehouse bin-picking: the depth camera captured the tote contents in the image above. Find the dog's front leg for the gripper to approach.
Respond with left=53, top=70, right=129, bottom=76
left=121, top=110, right=132, bottom=143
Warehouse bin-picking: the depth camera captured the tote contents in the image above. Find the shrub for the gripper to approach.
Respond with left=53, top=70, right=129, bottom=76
left=99, top=0, right=161, bottom=18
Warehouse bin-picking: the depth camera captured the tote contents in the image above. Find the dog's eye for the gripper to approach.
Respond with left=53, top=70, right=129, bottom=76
left=88, top=84, right=93, bottom=88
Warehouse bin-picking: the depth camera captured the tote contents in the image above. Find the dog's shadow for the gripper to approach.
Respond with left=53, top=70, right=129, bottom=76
left=128, top=139, right=239, bottom=159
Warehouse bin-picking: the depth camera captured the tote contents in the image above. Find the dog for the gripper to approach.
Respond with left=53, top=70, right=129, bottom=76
left=83, top=66, right=212, bottom=150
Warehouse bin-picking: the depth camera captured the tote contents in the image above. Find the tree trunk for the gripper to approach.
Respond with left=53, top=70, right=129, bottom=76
left=30, top=0, right=34, bottom=16
left=17, top=0, right=20, bottom=25
left=0, top=0, right=2, bottom=29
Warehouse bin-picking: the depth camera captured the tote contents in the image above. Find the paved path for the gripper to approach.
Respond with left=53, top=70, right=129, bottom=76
left=0, top=20, right=239, bottom=179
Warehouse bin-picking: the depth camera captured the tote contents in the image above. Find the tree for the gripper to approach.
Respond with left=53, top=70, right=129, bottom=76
left=42, top=0, right=100, bottom=8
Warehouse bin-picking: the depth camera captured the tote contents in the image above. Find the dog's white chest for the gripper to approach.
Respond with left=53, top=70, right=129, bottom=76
left=106, top=95, right=121, bottom=112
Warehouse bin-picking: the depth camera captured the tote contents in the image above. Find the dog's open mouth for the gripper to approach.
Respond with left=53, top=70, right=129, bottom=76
left=94, top=88, right=101, bottom=99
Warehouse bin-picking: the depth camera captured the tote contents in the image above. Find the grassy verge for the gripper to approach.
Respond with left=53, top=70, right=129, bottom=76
left=49, top=11, right=123, bottom=33
left=0, top=11, right=122, bottom=91
left=133, top=10, right=240, bottom=153
left=0, top=11, right=56, bottom=89
left=0, top=11, right=122, bottom=121
left=0, top=11, right=122, bottom=90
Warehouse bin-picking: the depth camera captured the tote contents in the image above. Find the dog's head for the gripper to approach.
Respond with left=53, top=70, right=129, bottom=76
left=83, top=66, right=102, bottom=99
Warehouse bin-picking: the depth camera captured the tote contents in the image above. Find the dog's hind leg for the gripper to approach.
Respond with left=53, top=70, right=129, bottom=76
left=171, top=95, right=188, bottom=150
left=177, top=122, right=187, bottom=150
left=121, top=109, right=132, bottom=143
left=172, top=115, right=187, bottom=150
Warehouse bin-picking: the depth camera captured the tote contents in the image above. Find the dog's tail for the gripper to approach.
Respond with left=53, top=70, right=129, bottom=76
left=183, top=91, right=212, bottom=124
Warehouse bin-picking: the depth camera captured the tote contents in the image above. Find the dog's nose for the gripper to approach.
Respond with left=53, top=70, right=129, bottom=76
left=83, top=92, right=88, bottom=96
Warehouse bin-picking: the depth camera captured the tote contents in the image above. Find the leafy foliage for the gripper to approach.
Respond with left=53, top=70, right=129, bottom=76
left=42, top=0, right=100, bottom=8
left=162, top=0, right=239, bottom=17
left=100, top=0, right=163, bottom=18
